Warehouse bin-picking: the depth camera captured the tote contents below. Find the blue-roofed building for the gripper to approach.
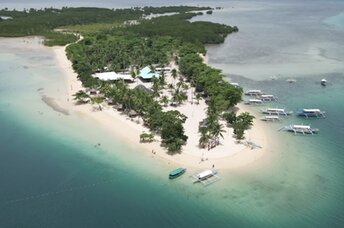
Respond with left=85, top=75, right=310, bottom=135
left=139, top=66, right=160, bottom=81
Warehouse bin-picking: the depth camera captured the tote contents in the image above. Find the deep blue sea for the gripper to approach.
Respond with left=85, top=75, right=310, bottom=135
left=1, top=1, right=344, bottom=227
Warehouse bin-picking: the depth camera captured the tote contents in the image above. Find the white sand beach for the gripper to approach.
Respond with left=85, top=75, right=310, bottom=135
left=51, top=40, right=269, bottom=170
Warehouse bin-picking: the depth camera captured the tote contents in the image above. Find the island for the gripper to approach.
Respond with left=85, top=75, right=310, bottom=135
left=0, top=6, right=266, bottom=169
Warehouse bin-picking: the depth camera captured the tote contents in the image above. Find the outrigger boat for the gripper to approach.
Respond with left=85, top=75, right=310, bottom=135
left=286, top=79, right=297, bottom=83
left=191, top=169, right=220, bottom=186
left=244, top=99, right=264, bottom=105
left=230, top=82, right=240, bottom=88
left=261, top=115, right=281, bottom=122
left=258, top=94, right=278, bottom=101
left=297, top=109, right=325, bottom=118
left=169, top=168, right=186, bottom=179
left=279, top=124, right=319, bottom=135
left=261, top=108, right=293, bottom=116
left=245, top=90, right=263, bottom=96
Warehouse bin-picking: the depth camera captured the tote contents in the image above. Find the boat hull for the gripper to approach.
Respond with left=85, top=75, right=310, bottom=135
left=169, top=168, right=186, bottom=179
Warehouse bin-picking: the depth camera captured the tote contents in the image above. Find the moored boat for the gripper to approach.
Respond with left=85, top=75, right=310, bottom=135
left=280, top=124, right=319, bottom=135
left=244, top=99, right=263, bottom=105
left=261, top=108, right=293, bottom=116
left=230, top=82, right=240, bottom=88
left=261, top=115, right=280, bottom=122
left=286, top=79, right=297, bottom=83
left=297, top=109, right=325, bottom=118
left=245, top=89, right=263, bottom=96
left=169, top=167, right=186, bottom=179
left=259, top=94, right=278, bottom=101
left=192, top=169, right=218, bottom=183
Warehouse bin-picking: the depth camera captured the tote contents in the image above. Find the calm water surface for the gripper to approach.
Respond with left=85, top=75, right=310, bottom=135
left=1, top=1, right=344, bottom=227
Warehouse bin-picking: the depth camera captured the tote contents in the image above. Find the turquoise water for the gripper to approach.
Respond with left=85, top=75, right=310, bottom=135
left=1, top=1, right=344, bottom=227
left=324, top=11, right=344, bottom=30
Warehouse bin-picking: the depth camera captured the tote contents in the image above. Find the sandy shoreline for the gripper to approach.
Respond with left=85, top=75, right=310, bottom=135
left=50, top=40, right=270, bottom=170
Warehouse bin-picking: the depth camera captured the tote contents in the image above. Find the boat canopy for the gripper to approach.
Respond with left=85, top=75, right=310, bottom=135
left=247, top=89, right=261, bottom=93
left=197, top=170, right=213, bottom=179
left=303, top=109, right=321, bottom=112
left=266, top=116, right=279, bottom=119
left=293, top=125, right=311, bottom=129
left=169, top=168, right=185, bottom=176
left=267, top=108, right=285, bottom=112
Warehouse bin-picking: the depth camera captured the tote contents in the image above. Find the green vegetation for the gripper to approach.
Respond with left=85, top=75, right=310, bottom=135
left=140, top=132, right=154, bottom=142
left=65, top=8, right=241, bottom=152
left=0, top=6, right=212, bottom=45
left=177, top=44, right=242, bottom=148
left=58, top=22, right=120, bottom=34
left=141, top=6, right=211, bottom=15
left=126, top=13, right=237, bottom=53
left=0, top=6, right=246, bottom=153
left=223, top=112, right=255, bottom=141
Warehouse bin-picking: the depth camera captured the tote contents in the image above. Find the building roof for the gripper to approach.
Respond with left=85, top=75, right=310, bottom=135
left=92, top=72, right=133, bottom=81
left=139, top=66, right=160, bottom=80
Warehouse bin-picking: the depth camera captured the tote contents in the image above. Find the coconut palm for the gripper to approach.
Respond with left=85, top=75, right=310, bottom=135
left=151, top=77, right=160, bottom=98
left=159, top=71, right=166, bottom=88
left=73, top=90, right=90, bottom=104
left=131, top=70, right=137, bottom=84
left=199, top=129, right=210, bottom=148
left=90, top=96, right=104, bottom=111
left=73, top=90, right=89, bottom=101
left=211, top=122, right=226, bottom=140
left=168, top=83, right=174, bottom=94
left=195, top=93, right=201, bottom=104
left=171, top=68, right=177, bottom=86
left=161, top=95, right=169, bottom=107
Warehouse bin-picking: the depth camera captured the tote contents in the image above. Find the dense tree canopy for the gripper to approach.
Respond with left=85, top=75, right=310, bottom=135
left=0, top=6, right=245, bottom=153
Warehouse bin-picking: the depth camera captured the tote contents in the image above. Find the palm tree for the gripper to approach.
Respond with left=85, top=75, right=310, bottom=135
left=159, top=71, right=166, bottom=88
left=168, top=83, right=174, bottom=94
left=151, top=77, right=160, bottom=98
left=160, top=95, right=169, bottom=107
left=99, top=83, right=112, bottom=97
left=131, top=70, right=137, bottom=85
left=211, top=122, right=226, bottom=140
left=173, top=87, right=187, bottom=105
left=73, top=90, right=89, bottom=104
left=199, top=129, right=210, bottom=148
left=90, top=96, right=104, bottom=111
left=195, top=93, right=201, bottom=104
left=171, top=68, right=177, bottom=86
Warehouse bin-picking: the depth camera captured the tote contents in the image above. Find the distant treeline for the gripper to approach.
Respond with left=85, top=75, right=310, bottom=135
left=0, top=6, right=212, bottom=45
left=66, top=12, right=237, bottom=83
left=126, top=13, right=238, bottom=53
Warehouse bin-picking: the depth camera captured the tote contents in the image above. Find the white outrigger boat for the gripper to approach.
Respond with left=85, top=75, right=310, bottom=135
left=261, top=115, right=281, bottom=122
left=297, top=109, right=325, bottom=118
left=244, top=99, right=264, bottom=105
left=230, top=82, right=240, bottom=88
left=191, top=169, right=220, bottom=186
left=245, top=89, right=263, bottom=96
left=259, top=94, right=278, bottom=101
left=261, top=108, right=293, bottom=116
left=279, top=124, right=319, bottom=135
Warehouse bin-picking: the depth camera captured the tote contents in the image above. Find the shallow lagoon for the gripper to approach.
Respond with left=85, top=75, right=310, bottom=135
left=1, top=1, right=344, bottom=227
